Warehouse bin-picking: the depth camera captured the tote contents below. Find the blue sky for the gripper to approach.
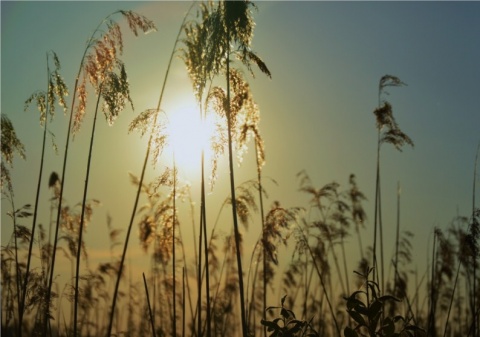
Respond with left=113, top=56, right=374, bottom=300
left=1, top=0, right=480, bottom=314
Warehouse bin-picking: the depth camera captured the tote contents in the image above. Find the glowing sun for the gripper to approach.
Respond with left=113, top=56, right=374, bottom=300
left=165, top=101, right=215, bottom=176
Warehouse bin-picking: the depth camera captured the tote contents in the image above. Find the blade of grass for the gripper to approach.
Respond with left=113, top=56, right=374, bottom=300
left=143, top=272, right=156, bottom=337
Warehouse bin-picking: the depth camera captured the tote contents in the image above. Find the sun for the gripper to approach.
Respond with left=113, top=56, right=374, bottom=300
left=165, top=99, right=216, bottom=178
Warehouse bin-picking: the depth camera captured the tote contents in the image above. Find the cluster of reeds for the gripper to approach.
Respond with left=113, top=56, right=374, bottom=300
left=2, top=2, right=479, bottom=337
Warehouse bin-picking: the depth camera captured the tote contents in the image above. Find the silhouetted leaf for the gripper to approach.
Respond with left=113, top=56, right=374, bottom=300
left=344, top=327, right=359, bottom=337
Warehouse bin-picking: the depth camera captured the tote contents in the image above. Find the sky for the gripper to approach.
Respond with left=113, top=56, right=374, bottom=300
left=1, top=0, right=480, bottom=318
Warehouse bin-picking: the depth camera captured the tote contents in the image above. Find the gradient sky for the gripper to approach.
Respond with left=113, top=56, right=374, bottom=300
left=2, top=0, right=480, bottom=309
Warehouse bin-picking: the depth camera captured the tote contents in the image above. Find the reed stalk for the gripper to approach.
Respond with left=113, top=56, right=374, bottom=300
left=43, top=11, right=126, bottom=336
left=20, top=63, right=51, bottom=337
left=372, top=74, right=412, bottom=295
left=394, top=182, right=401, bottom=293
left=471, top=142, right=479, bottom=337
left=225, top=47, right=248, bottom=336
left=143, top=272, right=156, bottom=337
left=173, top=157, right=177, bottom=337
left=73, top=82, right=103, bottom=337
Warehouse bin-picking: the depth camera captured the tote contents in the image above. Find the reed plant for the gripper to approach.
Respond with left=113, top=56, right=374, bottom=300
left=372, top=75, right=413, bottom=295
left=21, top=50, right=68, bottom=337
left=71, top=16, right=148, bottom=336
left=22, top=9, right=156, bottom=337
left=194, top=2, right=271, bottom=335
left=181, top=8, right=214, bottom=334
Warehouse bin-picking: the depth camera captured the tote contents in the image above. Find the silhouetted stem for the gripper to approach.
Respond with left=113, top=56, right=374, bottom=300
left=20, top=53, right=50, bottom=336
left=143, top=273, right=156, bottom=337
left=225, top=37, right=248, bottom=337
left=8, top=190, right=22, bottom=337
left=394, top=182, right=400, bottom=293
left=182, top=267, right=186, bottom=337
left=340, top=234, right=350, bottom=295
left=379, top=175, right=385, bottom=294
left=472, top=142, right=479, bottom=337
left=74, top=83, right=103, bottom=337
left=372, top=130, right=381, bottom=289
left=443, top=262, right=462, bottom=337
left=326, top=231, right=346, bottom=295
left=173, top=156, right=177, bottom=337
left=255, top=142, right=267, bottom=337
left=428, top=230, right=437, bottom=337
left=200, top=150, right=212, bottom=337
left=107, top=117, right=150, bottom=336
left=246, top=245, right=261, bottom=331
left=177, top=197, right=195, bottom=324
left=197, top=186, right=203, bottom=337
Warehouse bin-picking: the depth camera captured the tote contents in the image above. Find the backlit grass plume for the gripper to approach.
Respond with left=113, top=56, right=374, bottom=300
left=207, top=68, right=262, bottom=185
left=72, top=11, right=152, bottom=134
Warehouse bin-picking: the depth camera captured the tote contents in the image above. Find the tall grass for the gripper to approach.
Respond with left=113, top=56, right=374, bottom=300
left=108, top=5, right=191, bottom=335
left=72, top=34, right=137, bottom=337
left=1, top=114, right=27, bottom=337
left=194, top=2, right=271, bottom=335
left=24, top=9, right=156, bottom=337
left=21, top=51, right=68, bottom=337
left=3, top=3, right=480, bottom=337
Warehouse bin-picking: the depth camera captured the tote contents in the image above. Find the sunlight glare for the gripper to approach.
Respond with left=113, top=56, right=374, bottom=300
left=165, top=99, right=215, bottom=177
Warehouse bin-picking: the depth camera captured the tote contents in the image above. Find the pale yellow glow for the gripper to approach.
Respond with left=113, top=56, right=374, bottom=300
left=165, top=98, right=216, bottom=178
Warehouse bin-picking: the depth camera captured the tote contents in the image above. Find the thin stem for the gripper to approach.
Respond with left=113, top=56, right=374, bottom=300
left=20, top=52, right=50, bottom=336
left=394, top=181, right=401, bottom=293
left=197, top=185, right=203, bottom=337
left=173, top=156, right=177, bottom=337
left=225, top=44, right=248, bottom=337
left=472, top=142, right=479, bottom=337
left=378, top=174, right=385, bottom=295
left=143, top=273, right=156, bottom=337
left=201, top=150, right=212, bottom=337
left=255, top=141, right=267, bottom=337
left=443, top=262, right=462, bottom=337
left=182, top=267, right=186, bottom=337
left=326, top=230, right=346, bottom=295
left=428, top=230, right=437, bottom=337
left=74, top=82, right=103, bottom=337
left=372, top=133, right=380, bottom=285
left=177, top=220, right=195, bottom=332
left=9, top=190, right=21, bottom=337
left=340, top=233, right=350, bottom=296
